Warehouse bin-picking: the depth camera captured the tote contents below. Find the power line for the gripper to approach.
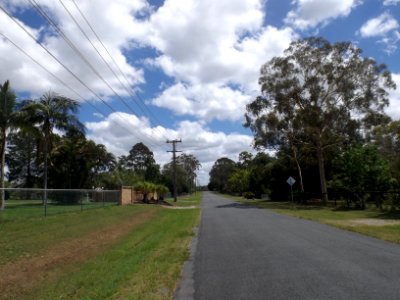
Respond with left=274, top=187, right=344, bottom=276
left=28, top=0, right=141, bottom=117
left=70, top=0, right=168, bottom=135
left=0, top=4, right=165, bottom=150
left=28, top=0, right=167, bottom=149
left=0, top=30, right=161, bottom=150
left=0, top=31, right=105, bottom=117
left=58, top=0, right=169, bottom=142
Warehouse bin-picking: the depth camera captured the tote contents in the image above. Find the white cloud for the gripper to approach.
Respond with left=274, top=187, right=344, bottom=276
left=151, top=82, right=251, bottom=122
left=0, top=0, right=146, bottom=99
left=139, top=1, right=295, bottom=121
left=358, top=13, right=400, bottom=54
left=383, top=0, right=400, bottom=5
left=2, top=0, right=295, bottom=124
left=386, top=73, right=400, bottom=120
left=359, top=13, right=399, bottom=37
left=85, top=113, right=255, bottom=184
left=285, top=0, right=361, bottom=30
left=142, top=1, right=294, bottom=88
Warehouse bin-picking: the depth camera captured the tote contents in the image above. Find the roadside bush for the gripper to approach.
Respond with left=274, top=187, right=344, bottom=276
left=243, top=192, right=255, bottom=199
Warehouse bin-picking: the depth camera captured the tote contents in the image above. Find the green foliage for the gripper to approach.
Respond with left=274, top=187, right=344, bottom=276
left=155, top=184, right=169, bottom=196
left=238, top=151, right=253, bottom=169
left=242, top=191, right=255, bottom=199
left=162, top=154, right=200, bottom=194
left=208, top=157, right=237, bottom=193
left=330, top=145, right=395, bottom=208
left=177, top=153, right=201, bottom=193
left=48, top=135, right=116, bottom=189
left=0, top=80, right=19, bottom=209
left=245, top=37, right=395, bottom=202
left=92, top=169, right=142, bottom=190
left=370, top=120, right=400, bottom=185
left=6, top=130, right=40, bottom=187
left=228, top=169, right=250, bottom=195
left=119, top=142, right=160, bottom=182
left=20, top=92, right=84, bottom=192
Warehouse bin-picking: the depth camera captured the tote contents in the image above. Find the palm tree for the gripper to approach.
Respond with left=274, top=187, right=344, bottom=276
left=155, top=184, right=169, bottom=203
left=0, top=80, right=19, bottom=210
left=135, top=181, right=156, bottom=203
left=22, top=92, right=84, bottom=204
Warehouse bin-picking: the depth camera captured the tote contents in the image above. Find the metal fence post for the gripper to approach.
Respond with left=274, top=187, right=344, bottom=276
left=44, top=191, right=47, bottom=217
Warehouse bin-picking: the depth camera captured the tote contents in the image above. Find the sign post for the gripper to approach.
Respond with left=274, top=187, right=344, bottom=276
left=286, top=176, right=296, bottom=204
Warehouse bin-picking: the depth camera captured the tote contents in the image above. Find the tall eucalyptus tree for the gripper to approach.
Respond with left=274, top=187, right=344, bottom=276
left=245, top=37, right=395, bottom=202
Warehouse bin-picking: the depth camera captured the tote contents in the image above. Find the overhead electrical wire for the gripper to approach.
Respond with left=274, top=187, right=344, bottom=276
left=58, top=0, right=169, bottom=141
left=27, top=0, right=140, bottom=115
left=0, top=4, right=165, bottom=150
left=0, top=32, right=105, bottom=117
left=69, top=0, right=168, bottom=135
left=27, top=0, right=168, bottom=149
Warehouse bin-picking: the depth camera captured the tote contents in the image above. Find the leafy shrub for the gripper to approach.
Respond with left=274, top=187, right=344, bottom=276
left=243, top=192, right=255, bottom=199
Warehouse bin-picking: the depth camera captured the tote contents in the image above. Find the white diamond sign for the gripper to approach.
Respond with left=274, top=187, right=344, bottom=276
left=287, top=176, right=296, bottom=186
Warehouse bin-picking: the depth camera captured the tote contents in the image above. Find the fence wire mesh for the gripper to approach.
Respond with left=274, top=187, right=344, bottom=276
left=0, top=188, right=120, bottom=217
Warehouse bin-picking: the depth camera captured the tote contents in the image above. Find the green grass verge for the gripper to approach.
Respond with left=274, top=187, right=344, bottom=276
left=29, top=208, right=200, bottom=300
left=0, top=205, right=151, bottom=266
left=0, top=193, right=201, bottom=299
left=166, top=192, right=202, bottom=207
left=219, top=193, right=400, bottom=244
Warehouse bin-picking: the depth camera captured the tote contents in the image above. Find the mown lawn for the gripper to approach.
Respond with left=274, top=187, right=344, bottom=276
left=220, top=193, right=400, bottom=244
left=0, top=193, right=201, bottom=300
left=165, top=192, right=202, bottom=207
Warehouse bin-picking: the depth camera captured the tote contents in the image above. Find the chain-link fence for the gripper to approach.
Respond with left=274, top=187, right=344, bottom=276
left=0, top=188, right=120, bottom=218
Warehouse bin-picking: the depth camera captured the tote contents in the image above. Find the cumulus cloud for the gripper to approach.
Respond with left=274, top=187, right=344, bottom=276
left=151, top=82, right=251, bottom=122
left=358, top=13, right=400, bottom=54
left=2, top=0, right=295, bottom=123
left=359, top=13, right=399, bottom=37
left=285, top=0, right=361, bottom=30
left=85, top=113, right=255, bottom=184
left=140, top=1, right=295, bottom=122
left=0, top=0, right=146, bottom=99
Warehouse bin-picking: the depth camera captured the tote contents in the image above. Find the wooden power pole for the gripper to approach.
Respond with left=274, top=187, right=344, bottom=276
left=167, top=139, right=182, bottom=202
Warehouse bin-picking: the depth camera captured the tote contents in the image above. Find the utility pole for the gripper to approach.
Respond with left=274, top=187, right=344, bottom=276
left=167, top=139, right=182, bottom=202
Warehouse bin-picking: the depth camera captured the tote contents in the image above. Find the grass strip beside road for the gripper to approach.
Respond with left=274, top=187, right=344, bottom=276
left=165, top=192, right=202, bottom=207
left=220, top=193, right=400, bottom=244
left=0, top=194, right=201, bottom=300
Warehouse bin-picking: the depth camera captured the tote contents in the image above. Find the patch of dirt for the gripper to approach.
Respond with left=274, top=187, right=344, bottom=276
left=333, top=218, right=400, bottom=227
left=0, top=209, right=158, bottom=300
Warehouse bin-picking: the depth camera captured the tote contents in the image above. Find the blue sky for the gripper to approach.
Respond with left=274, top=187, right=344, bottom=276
left=0, top=0, right=399, bottom=184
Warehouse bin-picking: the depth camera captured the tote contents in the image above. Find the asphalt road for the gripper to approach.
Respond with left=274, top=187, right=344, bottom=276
left=174, top=192, right=400, bottom=300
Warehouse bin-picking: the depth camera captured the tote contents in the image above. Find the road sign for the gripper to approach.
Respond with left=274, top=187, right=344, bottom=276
left=287, top=176, right=296, bottom=186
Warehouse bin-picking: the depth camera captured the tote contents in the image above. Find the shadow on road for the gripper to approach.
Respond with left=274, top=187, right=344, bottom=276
left=215, top=202, right=258, bottom=209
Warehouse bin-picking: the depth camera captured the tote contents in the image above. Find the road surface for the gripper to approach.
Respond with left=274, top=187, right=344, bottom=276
left=175, top=192, right=400, bottom=300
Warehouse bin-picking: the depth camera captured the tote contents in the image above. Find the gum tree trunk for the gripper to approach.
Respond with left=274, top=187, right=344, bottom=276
left=317, top=145, right=328, bottom=204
